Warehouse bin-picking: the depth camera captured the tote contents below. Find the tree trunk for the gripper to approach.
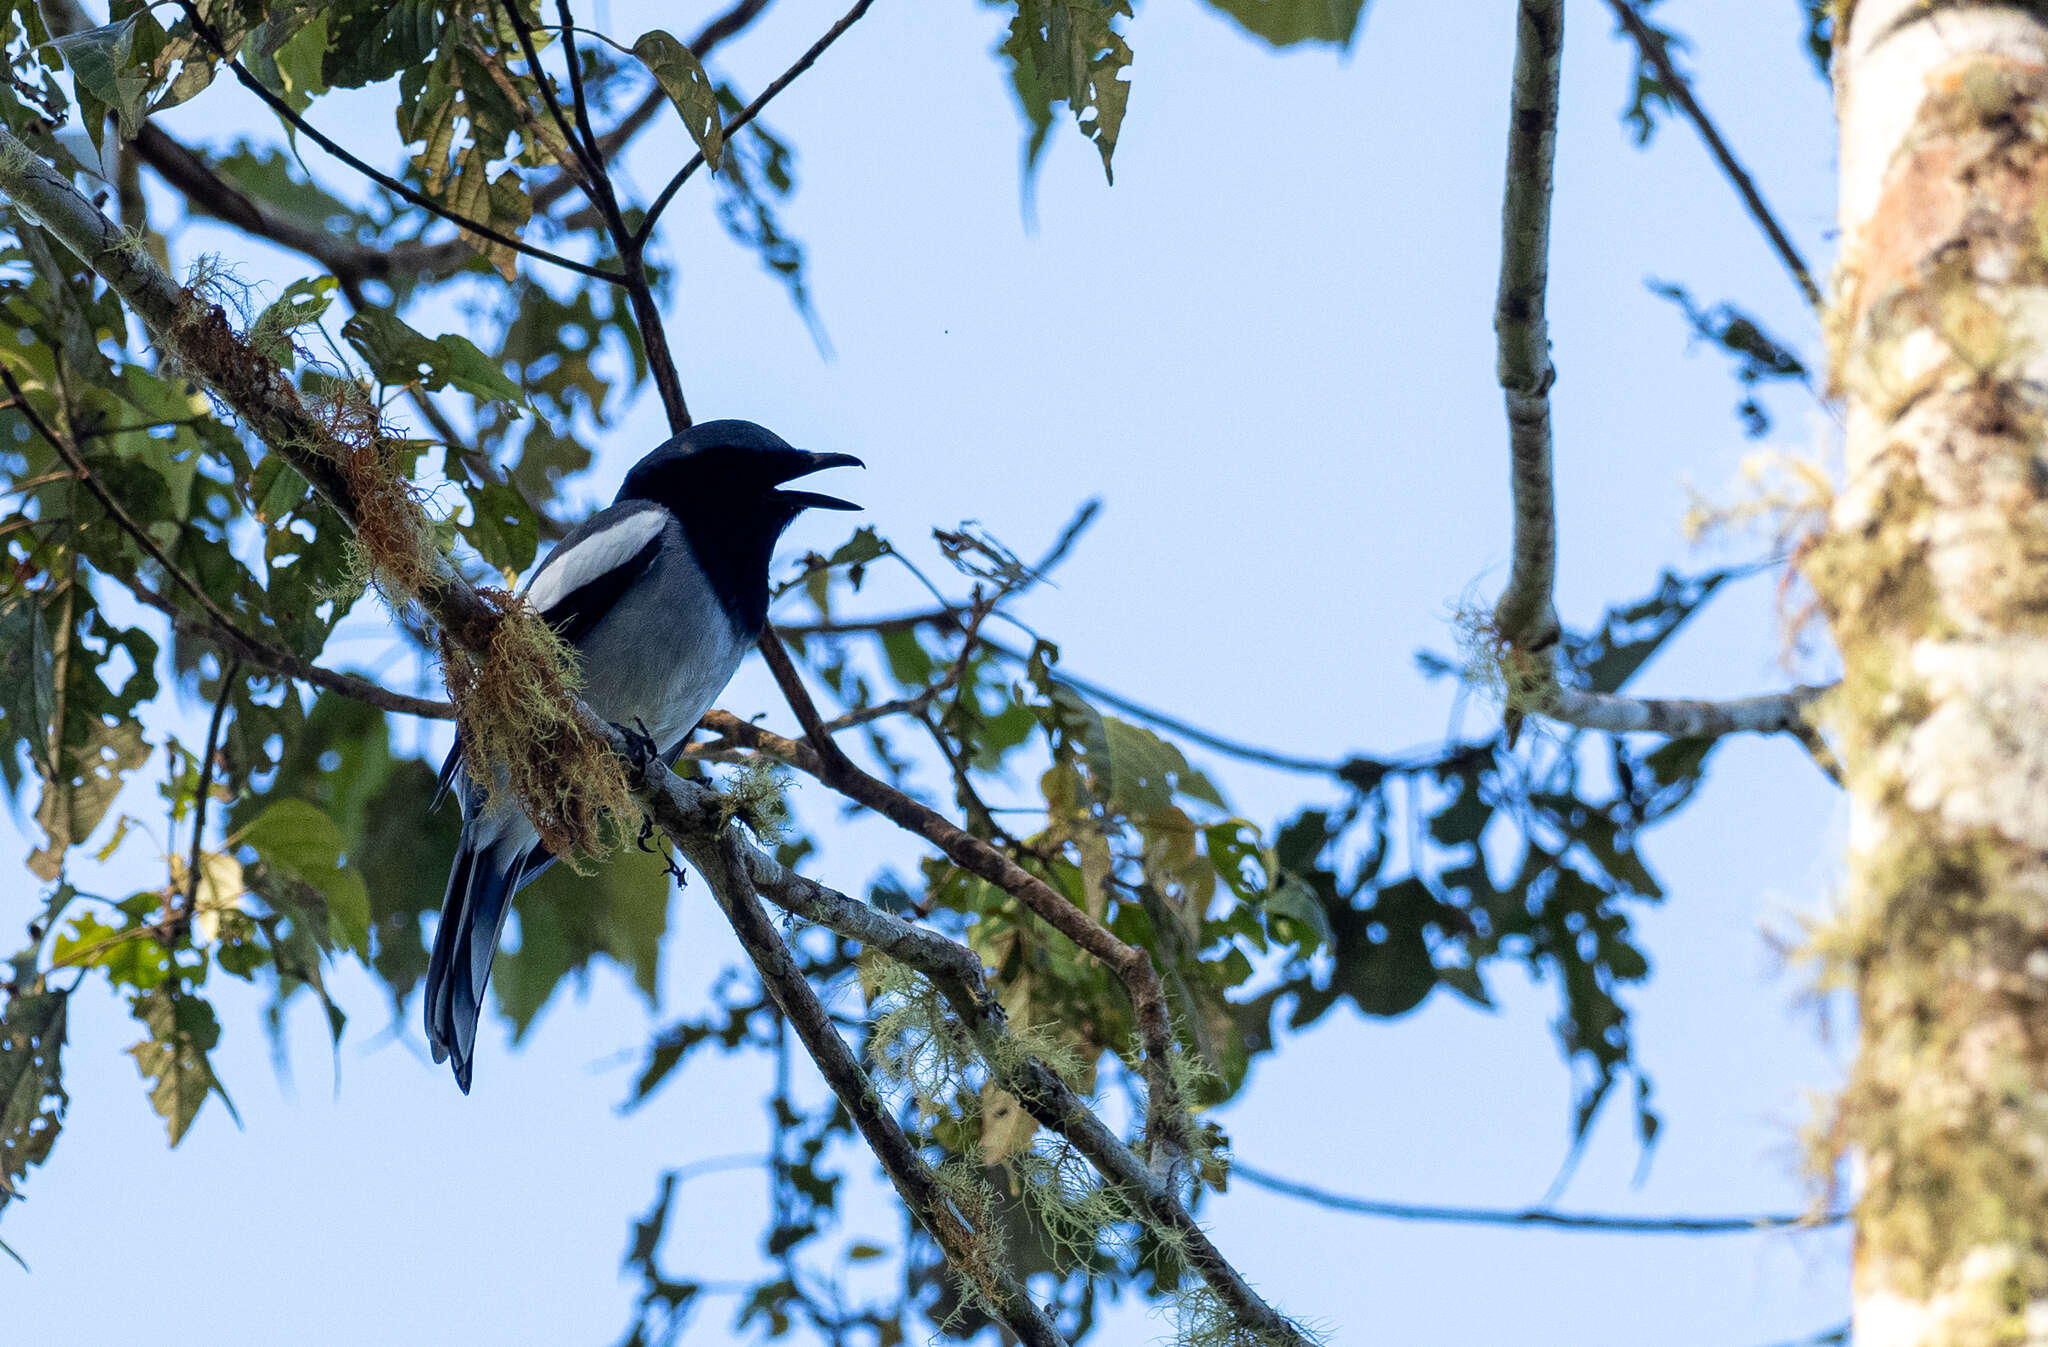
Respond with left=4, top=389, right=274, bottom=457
left=1816, top=4, right=2048, bottom=1344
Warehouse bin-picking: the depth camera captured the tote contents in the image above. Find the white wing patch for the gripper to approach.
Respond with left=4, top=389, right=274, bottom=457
left=522, top=506, right=668, bottom=615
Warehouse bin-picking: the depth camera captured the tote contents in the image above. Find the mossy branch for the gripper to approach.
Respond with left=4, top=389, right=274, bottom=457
left=627, top=753, right=1315, bottom=1347
left=0, top=121, right=616, bottom=856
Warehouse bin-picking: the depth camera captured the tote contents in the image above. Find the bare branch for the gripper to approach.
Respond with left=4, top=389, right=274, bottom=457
left=1539, top=682, right=1831, bottom=738
left=1474, top=6, right=1831, bottom=764
left=636, top=0, right=877, bottom=245
left=1230, top=1160, right=1848, bottom=1234
left=1604, top=0, right=1824, bottom=310
left=1492, top=0, right=1564, bottom=653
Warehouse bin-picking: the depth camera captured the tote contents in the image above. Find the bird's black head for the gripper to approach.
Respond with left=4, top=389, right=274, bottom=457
left=617, top=419, right=863, bottom=633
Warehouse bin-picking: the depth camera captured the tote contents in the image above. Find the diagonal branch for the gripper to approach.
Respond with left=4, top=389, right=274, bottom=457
left=1604, top=0, right=1824, bottom=310
left=636, top=763, right=1310, bottom=1347
left=131, top=124, right=472, bottom=284
left=635, top=0, right=877, bottom=245
left=676, top=821, right=1068, bottom=1347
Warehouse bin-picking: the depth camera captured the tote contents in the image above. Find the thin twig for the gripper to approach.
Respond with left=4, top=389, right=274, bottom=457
left=635, top=0, right=877, bottom=245
left=501, top=0, right=689, bottom=427
left=1605, top=0, right=1824, bottom=310
left=1229, top=1160, right=1848, bottom=1234
left=0, top=365, right=239, bottom=636
left=123, top=578, right=456, bottom=719
left=171, top=0, right=625, bottom=285
left=556, top=0, right=606, bottom=172
left=177, top=656, right=242, bottom=929
left=123, top=0, right=774, bottom=285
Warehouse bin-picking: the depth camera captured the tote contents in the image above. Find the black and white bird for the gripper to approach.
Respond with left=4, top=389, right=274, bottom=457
left=425, top=419, right=861, bottom=1092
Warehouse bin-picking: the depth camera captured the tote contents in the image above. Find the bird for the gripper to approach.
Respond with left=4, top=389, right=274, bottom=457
left=424, top=419, right=861, bottom=1092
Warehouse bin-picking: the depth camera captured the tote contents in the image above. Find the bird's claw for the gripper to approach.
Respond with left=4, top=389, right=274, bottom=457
left=613, top=718, right=663, bottom=783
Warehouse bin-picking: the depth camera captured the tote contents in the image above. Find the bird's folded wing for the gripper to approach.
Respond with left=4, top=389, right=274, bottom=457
left=431, top=499, right=672, bottom=809
left=523, top=499, right=671, bottom=644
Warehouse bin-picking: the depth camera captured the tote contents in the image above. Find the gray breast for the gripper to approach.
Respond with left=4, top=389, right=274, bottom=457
left=573, top=517, right=752, bottom=753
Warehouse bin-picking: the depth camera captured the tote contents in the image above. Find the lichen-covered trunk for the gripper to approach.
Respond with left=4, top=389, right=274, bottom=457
left=1814, top=5, right=2048, bottom=1345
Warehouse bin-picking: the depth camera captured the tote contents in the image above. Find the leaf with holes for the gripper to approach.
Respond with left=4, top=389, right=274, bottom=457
left=633, top=30, right=722, bottom=170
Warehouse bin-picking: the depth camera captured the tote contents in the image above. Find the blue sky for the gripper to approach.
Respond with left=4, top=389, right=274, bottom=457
left=5, top=1, right=1853, bottom=1343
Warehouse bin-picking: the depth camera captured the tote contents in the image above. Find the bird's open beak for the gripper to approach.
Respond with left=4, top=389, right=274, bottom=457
left=775, top=451, right=864, bottom=512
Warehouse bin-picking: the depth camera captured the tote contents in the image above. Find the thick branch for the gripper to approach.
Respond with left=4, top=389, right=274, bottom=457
left=1492, top=0, right=1564, bottom=653
left=1604, top=0, right=1824, bottom=310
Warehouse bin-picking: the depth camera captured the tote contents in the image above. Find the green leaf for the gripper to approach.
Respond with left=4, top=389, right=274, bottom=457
left=1093, top=714, right=1210, bottom=817
left=1264, top=873, right=1333, bottom=953
left=49, top=15, right=146, bottom=148
left=126, top=987, right=234, bottom=1147
left=495, top=844, right=672, bottom=1037
left=1435, top=962, right=1492, bottom=1008
left=341, top=309, right=526, bottom=406
left=0, top=591, right=57, bottom=798
left=29, top=718, right=149, bottom=882
left=632, top=30, right=723, bottom=170
left=1643, top=735, right=1716, bottom=786
left=1000, top=0, right=1134, bottom=184
left=0, top=989, right=68, bottom=1203
left=250, top=276, right=336, bottom=366
left=240, top=798, right=371, bottom=957
left=1198, top=0, right=1370, bottom=48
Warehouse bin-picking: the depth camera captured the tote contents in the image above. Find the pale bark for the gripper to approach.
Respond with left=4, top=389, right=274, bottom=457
left=1820, top=5, right=2048, bottom=1344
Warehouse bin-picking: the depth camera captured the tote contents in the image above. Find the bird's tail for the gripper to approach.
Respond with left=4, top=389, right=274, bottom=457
left=425, top=834, right=538, bottom=1093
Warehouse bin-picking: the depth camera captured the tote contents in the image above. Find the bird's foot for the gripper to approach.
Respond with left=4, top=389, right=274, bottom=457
left=612, top=718, right=663, bottom=783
